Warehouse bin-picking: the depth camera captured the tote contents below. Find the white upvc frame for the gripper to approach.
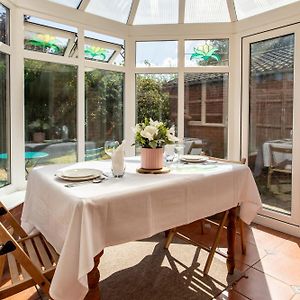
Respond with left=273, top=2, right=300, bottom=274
left=241, top=24, right=300, bottom=230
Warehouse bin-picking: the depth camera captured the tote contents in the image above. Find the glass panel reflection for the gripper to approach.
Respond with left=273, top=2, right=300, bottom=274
left=184, top=73, right=228, bottom=158
left=85, top=69, right=124, bottom=160
left=24, top=60, right=77, bottom=174
left=0, top=53, right=9, bottom=187
left=248, top=34, right=294, bottom=215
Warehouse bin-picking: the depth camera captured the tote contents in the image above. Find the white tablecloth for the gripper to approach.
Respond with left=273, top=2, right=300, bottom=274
left=262, top=139, right=292, bottom=167
left=21, top=158, right=262, bottom=300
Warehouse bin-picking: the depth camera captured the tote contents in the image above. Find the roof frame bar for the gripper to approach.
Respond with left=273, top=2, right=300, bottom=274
left=127, top=0, right=140, bottom=25
left=179, top=0, right=186, bottom=24
left=78, top=0, right=91, bottom=11
left=226, top=0, right=237, bottom=22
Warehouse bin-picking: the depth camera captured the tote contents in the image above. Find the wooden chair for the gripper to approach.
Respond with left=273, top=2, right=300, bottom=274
left=187, top=140, right=212, bottom=156
left=0, top=202, right=59, bottom=299
left=267, top=145, right=292, bottom=189
left=164, top=157, right=247, bottom=275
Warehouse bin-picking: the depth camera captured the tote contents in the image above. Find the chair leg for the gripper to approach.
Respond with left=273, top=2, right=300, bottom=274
left=199, top=219, right=204, bottom=234
left=203, top=210, right=229, bottom=275
left=239, top=218, right=246, bottom=255
left=164, top=227, right=177, bottom=249
left=267, top=168, right=272, bottom=189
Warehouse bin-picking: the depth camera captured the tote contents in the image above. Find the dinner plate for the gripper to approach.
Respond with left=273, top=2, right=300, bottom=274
left=56, top=168, right=102, bottom=181
left=180, top=155, right=208, bottom=163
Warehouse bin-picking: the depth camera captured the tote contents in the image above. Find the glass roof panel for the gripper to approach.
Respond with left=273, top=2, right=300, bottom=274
left=185, top=0, right=230, bottom=23
left=85, top=0, right=132, bottom=24
left=134, top=0, right=179, bottom=25
left=48, top=0, right=82, bottom=8
left=234, top=0, right=300, bottom=20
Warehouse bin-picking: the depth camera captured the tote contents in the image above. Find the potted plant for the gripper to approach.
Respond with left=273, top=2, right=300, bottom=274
left=133, top=118, right=178, bottom=169
left=28, top=119, right=50, bottom=143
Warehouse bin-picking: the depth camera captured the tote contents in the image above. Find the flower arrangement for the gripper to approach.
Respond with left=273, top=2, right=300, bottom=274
left=133, top=118, right=178, bottom=149
left=28, top=119, right=50, bottom=132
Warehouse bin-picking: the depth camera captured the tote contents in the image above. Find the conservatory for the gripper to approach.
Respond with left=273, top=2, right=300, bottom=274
left=0, top=0, right=299, bottom=299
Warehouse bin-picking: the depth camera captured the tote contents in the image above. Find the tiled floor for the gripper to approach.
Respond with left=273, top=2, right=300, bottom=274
left=3, top=221, right=300, bottom=300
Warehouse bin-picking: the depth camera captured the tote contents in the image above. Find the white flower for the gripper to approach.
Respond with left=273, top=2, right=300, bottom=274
left=140, top=125, right=158, bottom=141
left=166, top=126, right=179, bottom=142
left=149, top=118, right=163, bottom=128
left=132, top=124, right=142, bottom=134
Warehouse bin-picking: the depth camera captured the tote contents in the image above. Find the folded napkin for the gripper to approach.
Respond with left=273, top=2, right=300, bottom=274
left=111, top=141, right=125, bottom=177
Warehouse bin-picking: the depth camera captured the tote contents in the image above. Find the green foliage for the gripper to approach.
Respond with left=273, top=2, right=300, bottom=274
left=136, top=74, right=173, bottom=125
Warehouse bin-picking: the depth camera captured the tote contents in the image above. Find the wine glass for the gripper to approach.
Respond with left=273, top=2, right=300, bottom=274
left=174, top=142, right=185, bottom=164
left=104, top=140, right=119, bottom=158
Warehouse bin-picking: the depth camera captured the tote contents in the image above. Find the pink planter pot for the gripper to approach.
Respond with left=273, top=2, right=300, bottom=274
left=141, top=148, right=164, bottom=170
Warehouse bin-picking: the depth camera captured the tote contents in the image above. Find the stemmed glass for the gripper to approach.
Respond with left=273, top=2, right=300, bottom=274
left=104, top=140, right=119, bottom=158
left=174, top=142, right=185, bottom=164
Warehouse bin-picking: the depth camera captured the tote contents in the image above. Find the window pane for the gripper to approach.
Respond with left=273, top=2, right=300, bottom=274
left=85, top=0, right=132, bottom=24
left=0, top=53, right=9, bottom=187
left=184, top=73, right=228, bottom=158
left=185, top=39, right=229, bottom=67
left=24, top=31, right=69, bottom=56
left=85, top=69, right=124, bottom=160
left=134, top=0, right=179, bottom=25
left=24, top=16, right=77, bottom=57
left=185, top=0, right=230, bottom=23
left=136, top=74, right=178, bottom=127
left=0, top=4, right=9, bottom=44
left=248, top=34, right=294, bottom=215
left=234, top=0, right=299, bottom=20
left=84, top=31, right=125, bottom=66
left=25, top=60, right=77, bottom=173
left=136, top=41, right=178, bottom=67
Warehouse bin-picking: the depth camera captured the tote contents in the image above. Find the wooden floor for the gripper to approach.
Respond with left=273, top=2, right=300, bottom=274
left=3, top=220, right=300, bottom=300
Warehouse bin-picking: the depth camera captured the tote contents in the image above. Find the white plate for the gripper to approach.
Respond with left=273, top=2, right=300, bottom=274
left=56, top=168, right=102, bottom=181
left=180, top=155, right=208, bottom=163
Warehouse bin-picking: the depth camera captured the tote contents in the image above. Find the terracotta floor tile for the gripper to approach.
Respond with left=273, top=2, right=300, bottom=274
left=233, top=267, right=295, bottom=300
left=253, top=251, right=300, bottom=285
left=214, top=288, right=250, bottom=299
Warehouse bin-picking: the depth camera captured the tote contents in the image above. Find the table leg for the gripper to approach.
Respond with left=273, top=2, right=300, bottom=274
left=85, top=250, right=104, bottom=300
left=226, top=207, right=237, bottom=275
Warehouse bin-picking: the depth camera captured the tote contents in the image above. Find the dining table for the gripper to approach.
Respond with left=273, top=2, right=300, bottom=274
left=21, top=157, right=262, bottom=300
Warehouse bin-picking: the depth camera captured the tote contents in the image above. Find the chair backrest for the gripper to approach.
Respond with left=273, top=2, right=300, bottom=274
left=0, top=201, right=54, bottom=298
left=269, top=145, right=292, bottom=168
left=187, top=140, right=212, bottom=156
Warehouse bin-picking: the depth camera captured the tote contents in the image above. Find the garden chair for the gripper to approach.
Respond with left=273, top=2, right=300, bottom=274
left=0, top=201, right=59, bottom=299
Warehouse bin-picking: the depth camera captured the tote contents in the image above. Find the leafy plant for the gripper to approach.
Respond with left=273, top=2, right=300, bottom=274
left=84, top=46, right=107, bottom=61
left=25, top=34, right=62, bottom=54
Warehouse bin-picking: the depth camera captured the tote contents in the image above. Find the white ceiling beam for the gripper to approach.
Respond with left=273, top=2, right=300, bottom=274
left=226, top=0, right=237, bottom=22
left=179, top=0, right=185, bottom=24
left=78, top=0, right=91, bottom=11
left=127, top=0, right=140, bottom=25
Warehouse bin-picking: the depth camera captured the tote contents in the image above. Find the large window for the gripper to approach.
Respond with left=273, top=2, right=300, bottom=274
left=136, top=74, right=178, bottom=126
left=24, top=60, right=77, bottom=172
left=184, top=73, right=228, bottom=158
left=85, top=68, right=124, bottom=160
left=0, top=53, right=9, bottom=187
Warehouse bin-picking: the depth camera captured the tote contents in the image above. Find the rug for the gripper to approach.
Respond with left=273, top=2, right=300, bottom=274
left=99, top=233, right=243, bottom=300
